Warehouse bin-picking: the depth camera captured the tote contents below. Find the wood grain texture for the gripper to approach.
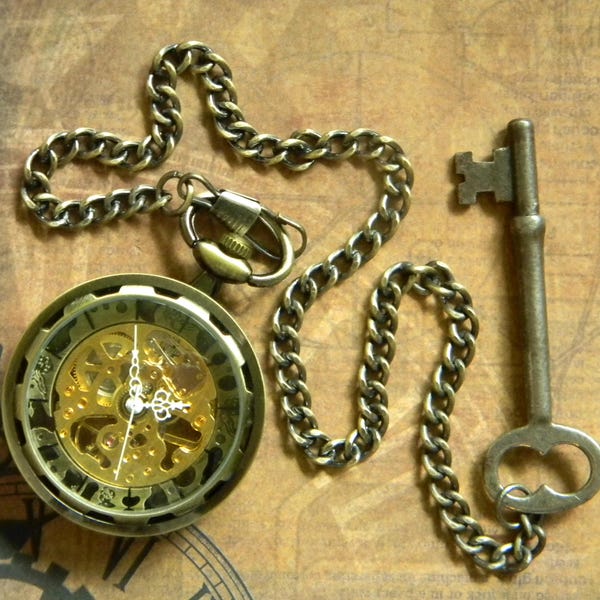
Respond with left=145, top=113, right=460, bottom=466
left=1, top=1, right=599, bottom=598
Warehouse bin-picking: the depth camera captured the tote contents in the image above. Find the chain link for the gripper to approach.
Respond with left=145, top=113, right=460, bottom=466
left=273, top=258, right=546, bottom=572
left=21, top=41, right=546, bottom=571
left=22, top=41, right=411, bottom=229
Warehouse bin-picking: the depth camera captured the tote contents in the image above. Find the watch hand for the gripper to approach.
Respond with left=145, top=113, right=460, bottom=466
left=141, top=389, right=191, bottom=422
left=128, top=324, right=143, bottom=399
left=114, top=396, right=137, bottom=481
left=115, top=325, right=143, bottom=481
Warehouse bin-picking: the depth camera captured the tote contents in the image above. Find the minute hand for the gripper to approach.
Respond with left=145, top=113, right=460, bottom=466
left=115, top=325, right=143, bottom=481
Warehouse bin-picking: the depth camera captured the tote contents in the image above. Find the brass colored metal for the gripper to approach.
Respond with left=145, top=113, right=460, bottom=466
left=54, top=323, right=216, bottom=487
left=193, top=240, right=254, bottom=283
left=456, top=119, right=600, bottom=514
left=3, top=274, right=264, bottom=536
left=181, top=191, right=304, bottom=287
left=220, top=232, right=254, bottom=259
left=12, top=38, right=600, bottom=569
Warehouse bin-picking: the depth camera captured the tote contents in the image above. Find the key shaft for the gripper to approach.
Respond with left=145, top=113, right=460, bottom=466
left=507, top=119, right=552, bottom=425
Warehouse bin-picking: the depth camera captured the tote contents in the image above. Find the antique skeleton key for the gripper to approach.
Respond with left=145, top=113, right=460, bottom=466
left=455, top=118, right=600, bottom=514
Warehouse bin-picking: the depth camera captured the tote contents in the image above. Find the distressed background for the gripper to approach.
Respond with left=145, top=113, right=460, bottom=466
left=1, top=1, right=599, bottom=598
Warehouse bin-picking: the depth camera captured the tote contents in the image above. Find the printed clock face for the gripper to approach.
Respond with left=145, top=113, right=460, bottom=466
left=2, top=274, right=263, bottom=536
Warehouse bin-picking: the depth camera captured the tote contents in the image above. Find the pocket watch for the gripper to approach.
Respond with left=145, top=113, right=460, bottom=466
left=3, top=173, right=306, bottom=537
left=4, top=273, right=257, bottom=537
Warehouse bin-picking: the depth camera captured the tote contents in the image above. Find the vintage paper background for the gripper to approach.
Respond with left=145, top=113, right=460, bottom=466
left=1, top=1, right=599, bottom=598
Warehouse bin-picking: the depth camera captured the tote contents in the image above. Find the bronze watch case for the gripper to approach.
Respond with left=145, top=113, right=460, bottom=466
left=2, top=274, right=263, bottom=536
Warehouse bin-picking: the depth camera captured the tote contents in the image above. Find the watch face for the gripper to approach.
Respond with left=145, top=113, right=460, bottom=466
left=1, top=274, right=263, bottom=536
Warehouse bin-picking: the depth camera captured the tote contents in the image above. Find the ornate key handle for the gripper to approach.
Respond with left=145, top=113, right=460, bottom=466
left=18, top=43, right=598, bottom=572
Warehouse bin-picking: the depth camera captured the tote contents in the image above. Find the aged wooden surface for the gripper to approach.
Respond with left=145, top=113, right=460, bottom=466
left=1, top=1, right=599, bottom=598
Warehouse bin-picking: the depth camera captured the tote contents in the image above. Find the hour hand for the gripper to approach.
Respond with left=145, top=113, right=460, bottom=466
left=143, top=389, right=191, bottom=422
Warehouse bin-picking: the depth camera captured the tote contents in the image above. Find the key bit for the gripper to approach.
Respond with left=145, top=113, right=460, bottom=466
left=455, top=146, right=513, bottom=204
left=455, top=118, right=600, bottom=514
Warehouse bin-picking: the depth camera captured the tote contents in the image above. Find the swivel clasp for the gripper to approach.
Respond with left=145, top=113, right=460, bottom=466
left=175, top=179, right=306, bottom=287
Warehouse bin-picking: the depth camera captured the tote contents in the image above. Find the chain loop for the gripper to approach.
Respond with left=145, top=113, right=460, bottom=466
left=21, top=41, right=546, bottom=572
left=273, top=259, right=547, bottom=572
